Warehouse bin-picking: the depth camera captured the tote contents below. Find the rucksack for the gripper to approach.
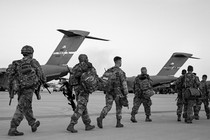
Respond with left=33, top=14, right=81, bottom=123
left=80, top=68, right=99, bottom=93
left=139, top=78, right=151, bottom=91
left=183, top=74, right=201, bottom=99
left=99, top=67, right=120, bottom=92
left=16, top=59, right=39, bottom=88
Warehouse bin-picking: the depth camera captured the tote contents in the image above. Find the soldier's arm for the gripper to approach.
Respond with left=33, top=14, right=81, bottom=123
left=205, top=83, right=209, bottom=97
left=73, top=62, right=94, bottom=78
left=119, top=70, right=128, bottom=95
left=195, top=76, right=200, bottom=88
left=8, top=61, right=18, bottom=85
left=31, top=59, right=46, bottom=83
left=133, top=77, right=140, bottom=94
left=72, top=64, right=83, bottom=78
left=147, top=75, right=153, bottom=86
left=175, top=76, right=181, bottom=90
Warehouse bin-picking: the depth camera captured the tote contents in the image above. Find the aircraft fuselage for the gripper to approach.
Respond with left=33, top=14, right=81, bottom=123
left=41, top=65, right=70, bottom=82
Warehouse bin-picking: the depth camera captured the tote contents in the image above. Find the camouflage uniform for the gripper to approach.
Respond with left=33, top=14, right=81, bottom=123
left=182, top=73, right=200, bottom=123
left=97, top=66, right=128, bottom=127
left=67, top=61, right=95, bottom=132
left=175, top=75, right=185, bottom=120
left=194, top=80, right=210, bottom=119
left=8, top=55, right=46, bottom=135
left=131, top=74, right=153, bottom=122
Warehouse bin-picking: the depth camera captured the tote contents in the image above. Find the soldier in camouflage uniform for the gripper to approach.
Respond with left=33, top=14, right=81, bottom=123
left=8, top=45, right=46, bottom=136
left=175, top=69, right=186, bottom=122
left=181, top=65, right=200, bottom=123
left=194, top=74, right=210, bottom=119
left=97, top=56, right=129, bottom=128
left=192, top=73, right=201, bottom=120
left=130, top=67, right=153, bottom=123
left=67, top=54, right=95, bottom=133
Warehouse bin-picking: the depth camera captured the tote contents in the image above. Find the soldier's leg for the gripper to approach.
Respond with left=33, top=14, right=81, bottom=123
left=99, top=94, right=114, bottom=118
left=115, top=96, right=123, bottom=127
left=67, top=94, right=88, bottom=133
left=183, top=101, right=187, bottom=119
left=22, top=90, right=40, bottom=132
left=97, top=94, right=114, bottom=128
left=81, top=107, right=95, bottom=131
left=186, top=100, right=195, bottom=123
left=143, top=98, right=152, bottom=122
left=130, top=95, right=141, bottom=123
left=8, top=95, right=25, bottom=136
left=176, top=98, right=184, bottom=121
left=203, top=99, right=210, bottom=119
left=194, top=99, right=202, bottom=120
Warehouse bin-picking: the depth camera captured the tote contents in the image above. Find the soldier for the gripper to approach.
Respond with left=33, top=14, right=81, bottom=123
left=192, top=73, right=201, bottom=120
left=8, top=45, right=47, bottom=136
left=66, top=54, right=95, bottom=133
left=97, top=56, right=129, bottom=128
left=194, top=74, right=210, bottom=119
left=181, top=65, right=200, bottom=123
left=175, top=69, right=186, bottom=121
left=130, top=67, right=153, bottom=123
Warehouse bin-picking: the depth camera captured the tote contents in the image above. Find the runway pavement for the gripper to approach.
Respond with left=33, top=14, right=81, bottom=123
left=0, top=91, right=209, bottom=140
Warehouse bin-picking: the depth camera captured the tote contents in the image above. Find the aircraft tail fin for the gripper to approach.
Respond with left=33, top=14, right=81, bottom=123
left=46, top=29, right=109, bottom=65
left=157, top=52, right=199, bottom=76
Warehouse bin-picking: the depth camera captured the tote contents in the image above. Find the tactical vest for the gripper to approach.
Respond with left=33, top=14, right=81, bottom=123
left=16, top=59, right=39, bottom=89
left=139, top=78, right=151, bottom=91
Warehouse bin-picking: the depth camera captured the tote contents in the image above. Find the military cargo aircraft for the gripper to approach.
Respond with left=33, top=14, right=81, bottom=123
left=0, top=29, right=109, bottom=91
left=127, top=52, right=199, bottom=93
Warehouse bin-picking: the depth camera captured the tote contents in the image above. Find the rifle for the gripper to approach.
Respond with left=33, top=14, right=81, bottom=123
left=35, top=84, right=42, bottom=100
left=9, top=88, right=14, bottom=106
left=9, top=79, right=19, bottom=106
left=41, top=81, right=51, bottom=94
left=9, top=97, right=13, bottom=106
left=34, top=81, right=51, bottom=100
left=61, top=81, right=76, bottom=111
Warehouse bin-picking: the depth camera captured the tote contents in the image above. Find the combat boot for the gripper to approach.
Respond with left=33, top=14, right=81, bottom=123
left=8, top=128, right=24, bottom=136
left=67, top=123, right=78, bottom=133
left=85, top=124, right=95, bottom=131
left=116, top=119, right=124, bottom=128
left=206, top=114, right=210, bottom=119
left=145, top=115, right=152, bottom=122
left=177, top=114, right=181, bottom=122
left=194, top=115, right=199, bottom=120
left=130, top=115, right=137, bottom=123
left=31, top=121, right=40, bottom=132
left=185, top=119, right=192, bottom=124
left=183, top=113, right=187, bottom=119
left=97, top=117, right=103, bottom=128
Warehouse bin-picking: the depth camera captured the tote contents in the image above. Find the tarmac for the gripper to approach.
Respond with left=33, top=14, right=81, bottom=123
left=0, top=90, right=210, bottom=140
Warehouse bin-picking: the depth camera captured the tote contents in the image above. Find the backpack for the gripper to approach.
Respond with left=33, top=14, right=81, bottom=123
left=80, top=68, right=99, bottom=93
left=183, top=74, right=201, bottom=99
left=139, top=78, right=151, bottom=91
left=16, top=59, right=39, bottom=88
left=99, top=67, right=120, bottom=92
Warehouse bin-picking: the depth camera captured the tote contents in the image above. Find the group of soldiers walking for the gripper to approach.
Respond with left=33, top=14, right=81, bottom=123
left=7, top=45, right=209, bottom=136
left=175, top=66, right=210, bottom=123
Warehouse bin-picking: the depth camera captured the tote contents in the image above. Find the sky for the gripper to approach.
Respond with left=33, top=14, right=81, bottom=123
left=0, top=0, right=210, bottom=79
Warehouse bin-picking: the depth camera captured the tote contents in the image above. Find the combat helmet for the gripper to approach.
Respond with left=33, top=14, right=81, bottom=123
left=78, top=54, right=88, bottom=62
left=21, top=45, right=34, bottom=55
